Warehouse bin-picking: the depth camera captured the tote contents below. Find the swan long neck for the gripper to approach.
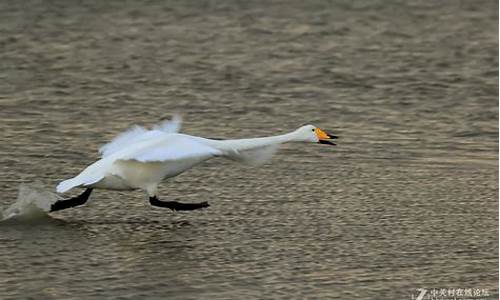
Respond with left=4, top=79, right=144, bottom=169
left=199, top=130, right=301, bottom=153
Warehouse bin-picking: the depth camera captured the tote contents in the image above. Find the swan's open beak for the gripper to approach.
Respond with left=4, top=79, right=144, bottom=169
left=315, top=128, right=338, bottom=146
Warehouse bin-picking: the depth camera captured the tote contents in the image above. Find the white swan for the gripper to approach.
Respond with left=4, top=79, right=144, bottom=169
left=51, top=116, right=337, bottom=212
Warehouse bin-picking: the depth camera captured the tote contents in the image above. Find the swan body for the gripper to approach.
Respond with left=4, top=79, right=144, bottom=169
left=55, top=116, right=337, bottom=210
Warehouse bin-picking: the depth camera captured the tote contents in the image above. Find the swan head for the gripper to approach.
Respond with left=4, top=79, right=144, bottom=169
left=294, top=125, right=338, bottom=145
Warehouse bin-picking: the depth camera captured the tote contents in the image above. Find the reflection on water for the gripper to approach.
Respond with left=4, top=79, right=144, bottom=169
left=0, top=0, right=497, bottom=299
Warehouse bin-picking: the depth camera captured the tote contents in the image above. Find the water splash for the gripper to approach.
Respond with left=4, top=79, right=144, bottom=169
left=1, top=182, right=61, bottom=222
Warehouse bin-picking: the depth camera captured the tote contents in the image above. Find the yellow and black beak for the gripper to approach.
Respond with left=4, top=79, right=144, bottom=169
left=315, top=128, right=338, bottom=146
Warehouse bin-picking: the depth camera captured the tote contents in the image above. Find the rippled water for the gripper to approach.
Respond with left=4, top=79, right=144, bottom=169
left=0, top=0, right=498, bottom=299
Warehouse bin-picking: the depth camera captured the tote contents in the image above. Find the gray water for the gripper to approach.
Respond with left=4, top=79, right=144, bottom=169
left=0, top=0, right=498, bottom=299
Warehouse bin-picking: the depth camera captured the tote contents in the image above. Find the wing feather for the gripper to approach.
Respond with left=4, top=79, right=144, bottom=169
left=117, top=135, right=222, bottom=163
left=226, top=144, right=279, bottom=166
left=99, top=115, right=182, bottom=158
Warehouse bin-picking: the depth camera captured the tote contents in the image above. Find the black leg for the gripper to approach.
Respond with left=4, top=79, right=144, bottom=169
left=149, top=196, right=209, bottom=211
left=50, top=188, right=93, bottom=212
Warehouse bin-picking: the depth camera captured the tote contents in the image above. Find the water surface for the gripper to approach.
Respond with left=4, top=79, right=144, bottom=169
left=0, top=0, right=497, bottom=299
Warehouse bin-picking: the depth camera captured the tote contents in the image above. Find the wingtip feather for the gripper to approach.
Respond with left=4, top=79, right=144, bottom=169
left=56, top=179, right=76, bottom=193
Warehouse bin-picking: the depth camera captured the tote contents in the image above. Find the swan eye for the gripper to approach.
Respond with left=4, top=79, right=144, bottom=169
left=311, top=129, right=315, bottom=132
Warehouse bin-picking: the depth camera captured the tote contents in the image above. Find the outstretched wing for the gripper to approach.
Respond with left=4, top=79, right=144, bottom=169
left=116, top=135, right=222, bottom=163
left=99, top=115, right=182, bottom=158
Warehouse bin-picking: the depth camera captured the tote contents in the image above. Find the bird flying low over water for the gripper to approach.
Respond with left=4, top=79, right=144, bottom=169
left=52, top=116, right=338, bottom=212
